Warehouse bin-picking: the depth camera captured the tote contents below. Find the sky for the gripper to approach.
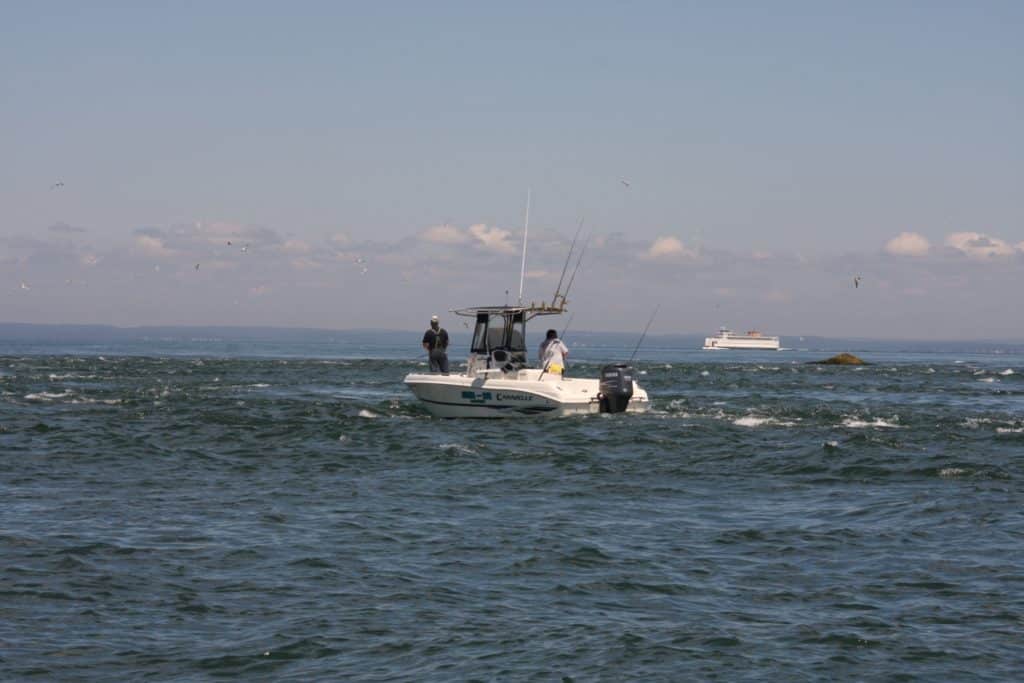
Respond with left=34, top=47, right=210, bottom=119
left=2, top=2, right=1022, bottom=339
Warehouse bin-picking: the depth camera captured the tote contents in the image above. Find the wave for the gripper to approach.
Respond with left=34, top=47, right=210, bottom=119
left=841, top=417, right=901, bottom=429
left=25, top=390, right=73, bottom=401
left=733, top=415, right=798, bottom=428
left=939, top=467, right=968, bottom=477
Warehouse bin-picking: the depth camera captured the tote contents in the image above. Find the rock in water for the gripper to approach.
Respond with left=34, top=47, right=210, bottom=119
left=811, top=353, right=867, bottom=365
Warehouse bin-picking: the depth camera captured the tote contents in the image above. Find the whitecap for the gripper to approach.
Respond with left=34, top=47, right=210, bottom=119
left=700, top=370, right=710, bottom=377
left=939, top=467, right=967, bottom=477
left=842, top=417, right=901, bottom=429
left=823, top=440, right=840, bottom=449
left=977, top=377, right=997, bottom=383
left=439, top=442, right=477, bottom=455
left=25, top=391, right=72, bottom=401
left=996, top=427, right=1024, bottom=434
left=733, top=415, right=797, bottom=428
left=250, top=383, right=270, bottom=388
left=357, top=409, right=378, bottom=418
left=999, top=369, right=1015, bottom=376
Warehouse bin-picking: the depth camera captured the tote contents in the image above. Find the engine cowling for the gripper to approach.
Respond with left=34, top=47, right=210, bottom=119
left=599, top=363, right=635, bottom=413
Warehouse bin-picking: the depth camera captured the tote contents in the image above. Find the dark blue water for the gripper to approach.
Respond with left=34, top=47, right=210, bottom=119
left=2, top=331, right=1023, bottom=680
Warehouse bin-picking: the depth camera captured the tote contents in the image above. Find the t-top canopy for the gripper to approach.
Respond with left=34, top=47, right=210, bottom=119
left=452, top=303, right=566, bottom=321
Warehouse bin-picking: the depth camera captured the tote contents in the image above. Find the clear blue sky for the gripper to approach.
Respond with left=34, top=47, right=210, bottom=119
left=2, top=2, right=1022, bottom=338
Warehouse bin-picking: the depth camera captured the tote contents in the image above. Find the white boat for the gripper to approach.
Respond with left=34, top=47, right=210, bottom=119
left=703, top=327, right=780, bottom=350
left=405, top=304, right=650, bottom=418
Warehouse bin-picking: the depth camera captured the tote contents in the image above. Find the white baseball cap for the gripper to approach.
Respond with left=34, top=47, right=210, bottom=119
left=430, top=315, right=439, bottom=322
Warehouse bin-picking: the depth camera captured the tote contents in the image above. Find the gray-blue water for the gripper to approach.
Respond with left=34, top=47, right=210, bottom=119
left=2, top=329, right=1023, bottom=680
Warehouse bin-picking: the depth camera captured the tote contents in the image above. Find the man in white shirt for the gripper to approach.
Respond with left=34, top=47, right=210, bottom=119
left=538, top=329, right=569, bottom=375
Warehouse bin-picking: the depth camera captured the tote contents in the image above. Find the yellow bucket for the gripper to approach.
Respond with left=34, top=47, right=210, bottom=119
left=548, top=363, right=563, bottom=375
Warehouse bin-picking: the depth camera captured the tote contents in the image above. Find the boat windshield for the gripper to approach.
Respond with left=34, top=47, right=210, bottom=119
left=471, top=311, right=527, bottom=362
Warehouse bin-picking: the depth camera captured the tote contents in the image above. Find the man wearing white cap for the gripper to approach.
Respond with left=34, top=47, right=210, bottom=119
left=421, top=314, right=450, bottom=373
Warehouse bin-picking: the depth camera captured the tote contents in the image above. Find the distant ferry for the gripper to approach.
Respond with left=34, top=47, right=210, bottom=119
left=703, top=327, right=780, bottom=351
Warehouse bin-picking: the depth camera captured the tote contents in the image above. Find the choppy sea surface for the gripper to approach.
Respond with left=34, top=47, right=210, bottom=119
left=2, top=331, right=1023, bottom=681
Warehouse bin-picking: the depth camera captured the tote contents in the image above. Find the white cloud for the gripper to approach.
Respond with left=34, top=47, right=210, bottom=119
left=200, top=221, right=242, bottom=237
left=134, top=234, right=177, bottom=258
left=282, top=240, right=311, bottom=254
left=468, top=223, right=517, bottom=254
left=945, top=232, right=1016, bottom=259
left=421, top=224, right=469, bottom=244
left=48, top=222, right=87, bottom=234
left=885, top=232, right=930, bottom=257
left=290, top=257, right=321, bottom=270
left=644, top=236, right=698, bottom=260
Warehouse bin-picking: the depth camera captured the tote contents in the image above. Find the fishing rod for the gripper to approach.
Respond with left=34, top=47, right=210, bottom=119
left=558, top=231, right=590, bottom=309
left=629, top=304, right=660, bottom=363
left=560, top=313, right=575, bottom=340
left=551, top=217, right=585, bottom=308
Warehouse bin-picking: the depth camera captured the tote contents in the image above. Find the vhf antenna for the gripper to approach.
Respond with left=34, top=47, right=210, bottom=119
left=517, top=189, right=530, bottom=305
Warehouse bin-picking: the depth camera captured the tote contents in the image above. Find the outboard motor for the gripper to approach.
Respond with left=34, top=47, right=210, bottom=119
left=599, top=363, right=635, bottom=413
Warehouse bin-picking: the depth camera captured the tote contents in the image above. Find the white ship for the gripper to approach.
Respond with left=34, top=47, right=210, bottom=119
left=703, top=327, right=780, bottom=351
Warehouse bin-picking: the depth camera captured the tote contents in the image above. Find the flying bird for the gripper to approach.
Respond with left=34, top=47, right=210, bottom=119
left=20, top=281, right=30, bottom=290
left=241, top=244, right=249, bottom=253
left=195, top=263, right=200, bottom=271
left=853, top=276, right=862, bottom=289
left=620, top=178, right=631, bottom=189
left=226, top=240, right=232, bottom=246
left=50, top=181, right=64, bottom=190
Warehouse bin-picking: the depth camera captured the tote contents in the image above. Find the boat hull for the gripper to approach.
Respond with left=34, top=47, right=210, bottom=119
left=404, top=371, right=649, bottom=418
left=702, top=339, right=780, bottom=350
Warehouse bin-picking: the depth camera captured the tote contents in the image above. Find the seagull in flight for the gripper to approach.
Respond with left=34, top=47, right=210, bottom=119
left=620, top=178, right=631, bottom=189
left=50, top=181, right=64, bottom=190
left=20, top=281, right=30, bottom=290
left=195, top=263, right=200, bottom=271
left=241, top=244, right=249, bottom=253
left=853, top=276, right=862, bottom=289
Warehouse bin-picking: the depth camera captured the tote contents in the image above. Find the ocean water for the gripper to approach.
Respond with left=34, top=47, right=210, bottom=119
left=2, top=331, right=1023, bottom=681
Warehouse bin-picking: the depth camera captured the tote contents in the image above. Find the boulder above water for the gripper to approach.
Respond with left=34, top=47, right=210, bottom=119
left=810, top=353, right=867, bottom=365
